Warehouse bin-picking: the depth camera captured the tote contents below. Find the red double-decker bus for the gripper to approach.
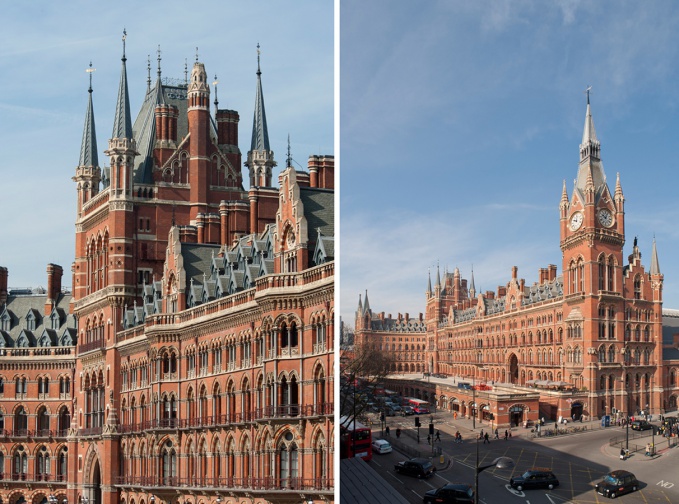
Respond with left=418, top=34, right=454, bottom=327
left=340, top=416, right=373, bottom=461
left=405, top=398, right=431, bottom=414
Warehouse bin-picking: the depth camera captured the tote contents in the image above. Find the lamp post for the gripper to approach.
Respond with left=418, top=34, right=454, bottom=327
left=475, top=435, right=514, bottom=504
left=472, top=373, right=476, bottom=429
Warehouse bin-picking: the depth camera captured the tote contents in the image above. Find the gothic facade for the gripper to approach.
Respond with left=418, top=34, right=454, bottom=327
left=0, top=36, right=333, bottom=504
left=356, top=98, right=679, bottom=426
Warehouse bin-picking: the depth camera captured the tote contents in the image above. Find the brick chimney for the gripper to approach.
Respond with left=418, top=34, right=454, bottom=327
left=0, top=266, right=7, bottom=306
left=46, top=263, right=63, bottom=315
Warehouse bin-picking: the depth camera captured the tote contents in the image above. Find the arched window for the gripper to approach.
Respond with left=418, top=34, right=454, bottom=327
left=14, top=407, right=27, bottom=435
left=13, top=445, right=27, bottom=480
left=36, top=445, right=50, bottom=481
left=57, top=447, right=68, bottom=481
left=634, top=276, right=642, bottom=300
left=37, top=406, right=50, bottom=435
left=162, top=440, right=177, bottom=485
left=279, top=442, right=299, bottom=488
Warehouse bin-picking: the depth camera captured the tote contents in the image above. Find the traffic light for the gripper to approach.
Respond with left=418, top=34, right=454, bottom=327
left=380, top=412, right=385, bottom=422
left=415, top=417, right=421, bottom=427
left=429, top=423, right=434, bottom=435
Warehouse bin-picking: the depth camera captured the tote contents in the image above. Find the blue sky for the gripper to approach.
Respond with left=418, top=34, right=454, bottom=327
left=340, top=1, right=679, bottom=326
left=0, top=1, right=333, bottom=290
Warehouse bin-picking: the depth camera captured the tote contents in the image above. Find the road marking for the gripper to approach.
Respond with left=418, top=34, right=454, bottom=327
left=657, top=480, right=675, bottom=488
left=504, top=484, right=524, bottom=497
left=546, top=494, right=575, bottom=503
left=387, top=471, right=402, bottom=483
left=372, top=460, right=381, bottom=467
left=410, top=489, right=423, bottom=498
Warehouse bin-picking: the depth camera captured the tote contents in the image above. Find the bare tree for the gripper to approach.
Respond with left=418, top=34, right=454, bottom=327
left=340, top=339, right=394, bottom=426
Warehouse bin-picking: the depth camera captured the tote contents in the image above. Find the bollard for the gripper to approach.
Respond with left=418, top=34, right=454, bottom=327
left=440, top=454, right=444, bottom=464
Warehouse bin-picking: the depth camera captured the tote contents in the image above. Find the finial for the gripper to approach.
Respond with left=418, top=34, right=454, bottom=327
left=157, top=45, right=162, bottom=80
left=585, top=85, right=592, bottom=105
left=213, top=74, right=219, bottom=109
left=195, top=47, right=199, bottom=63
left=287, top=134, right=292, bottom=168
left=257, top=43, right=261, bottom=75
left=122, top=28, right=127, bottom=61
left=86, top=61, right=95, bottom=94
left=146, top=55, right=151, bottom=91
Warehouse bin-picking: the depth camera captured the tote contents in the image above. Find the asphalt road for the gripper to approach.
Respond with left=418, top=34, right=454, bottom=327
left=367, top=421, right=679, bottom=503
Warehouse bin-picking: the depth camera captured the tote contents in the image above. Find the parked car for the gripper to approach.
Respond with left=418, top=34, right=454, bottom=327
left=423, top=484, right=474, bottom=503
left=372, top=439, right=392, bottom=454
left=510, top=468, right=559, bottom=491
left=401, top=406, right=414, bottom=416
left=595, top=470, right=639, bottom=498
left=394, top=458, right=436, bottom=478
left=390, top=404, right=403, bottom=413
left=630, top=420, right=653, bottom=431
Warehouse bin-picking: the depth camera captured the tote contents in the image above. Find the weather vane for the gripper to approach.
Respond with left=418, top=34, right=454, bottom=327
left=86, top=62, right=95, bottom=92
left=585, top=85, right=592, bottom=104
left=195, top=47, right=199, bottom=62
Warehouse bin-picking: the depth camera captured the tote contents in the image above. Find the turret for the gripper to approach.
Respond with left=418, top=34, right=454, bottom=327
left=105, top=30, right=138, bottom=198
left=245, top=44, right=276, bottom=188
left=187, top=58, right=211, bottom=221
left=74, top=62, right=102, bottom=215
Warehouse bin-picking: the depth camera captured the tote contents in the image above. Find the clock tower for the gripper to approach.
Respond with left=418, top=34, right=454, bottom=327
left=558, top=94, right=628, bottom=400
left=560, top=94, right=625, bottom=298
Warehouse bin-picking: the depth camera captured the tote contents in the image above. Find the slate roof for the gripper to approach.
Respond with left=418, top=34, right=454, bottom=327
left=1, top=292, right=75, bottom=347
left=300, top=187, right=334, bottom=239
left=340, top=457, right=409, bottom=504
left=662, top=309, right=679, bottom=346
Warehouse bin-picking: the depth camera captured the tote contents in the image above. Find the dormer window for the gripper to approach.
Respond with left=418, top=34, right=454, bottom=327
left=26, top=312, right=36, bottom=331
left=0, top=310, right=10, bottom=331
left=50, top=311, right=60, bottom=330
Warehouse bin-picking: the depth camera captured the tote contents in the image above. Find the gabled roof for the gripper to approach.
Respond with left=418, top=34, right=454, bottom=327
left=300, top=187, right=334, bottom=239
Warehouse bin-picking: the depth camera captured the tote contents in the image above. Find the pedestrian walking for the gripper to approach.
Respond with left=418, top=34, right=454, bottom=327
left=645, top=443, right=651, bottom=456
left=436, top=430, right=441, bottom=442
left=494, top=428, right=499, bottom=439
left=504, top=429, right=508, bottom=441
left=427, top=434, right=431, bottom=445
left=483, top=432, right=490, bottom=444
left=396, top=428, right=401, bottom=439
left=385, top=425, right=390, bottom=436
left=620, top=448, right=625, bottom=460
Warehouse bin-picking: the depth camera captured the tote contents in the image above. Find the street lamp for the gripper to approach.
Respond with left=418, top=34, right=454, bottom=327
left=475, top=435, right=514, bottom=504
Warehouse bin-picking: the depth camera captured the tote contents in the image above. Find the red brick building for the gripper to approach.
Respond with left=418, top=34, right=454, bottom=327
left=0, top=36, right=333, bottom=504
left=356, top=97, right=674, bottom=427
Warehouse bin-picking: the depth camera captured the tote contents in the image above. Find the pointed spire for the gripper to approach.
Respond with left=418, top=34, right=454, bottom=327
left=251, top=43, right=271, bottom=152
left=146, top=55, right=151, bottom=93
left=560, top=179, right=569, bottom=209
left=112, top=29, right=133, bottom=140
left=79, top=62, right=99, bottom=167
left=581, top=86, right=599, bottom=154
left=213, top=74, right=219, bottom=111
left=427, top=269, right=432, bottom=295
left=469, top=265, right=476, bottom=298
left=363, top=289, right=371, bottom=315
left=357, top=293, right=363, bottom=313
left=435, top=263, right=441, bottom=289
left=650, top=236, right=661, bottom=275
left=615, top=172, right=623, bottom=200
left=287, top=134, right=292, bottom=168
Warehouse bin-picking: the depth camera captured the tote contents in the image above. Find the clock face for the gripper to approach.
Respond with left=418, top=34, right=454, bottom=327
left=598, top=209, right=613, bottom=227
left=286, top=231, right=296, bottom=247
left=570, top=212, right=583, bottom=231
